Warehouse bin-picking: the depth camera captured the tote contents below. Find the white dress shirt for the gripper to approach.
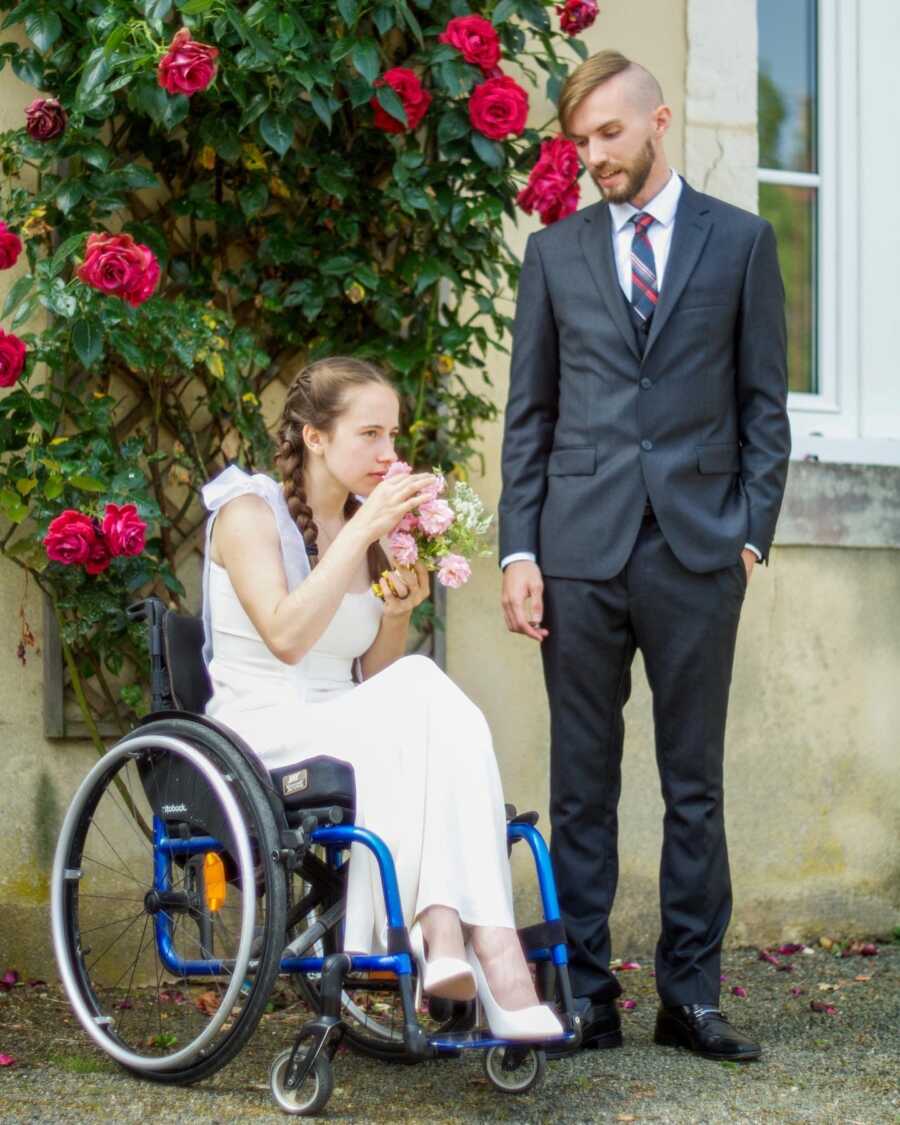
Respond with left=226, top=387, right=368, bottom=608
left=502, top=170, right=760, bottom=569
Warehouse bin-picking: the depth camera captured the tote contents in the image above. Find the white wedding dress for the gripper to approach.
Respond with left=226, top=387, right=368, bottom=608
left=200, top=465, right=515, bottom=958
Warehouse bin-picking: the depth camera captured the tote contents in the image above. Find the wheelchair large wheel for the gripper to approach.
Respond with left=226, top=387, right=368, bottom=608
left=51, top=720, right=287, bottom=1083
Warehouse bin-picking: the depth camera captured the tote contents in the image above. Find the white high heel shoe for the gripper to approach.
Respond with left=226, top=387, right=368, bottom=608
left=467, top=945, right=564, bottom=1042
left=416, top=954, right=476, bottom=1002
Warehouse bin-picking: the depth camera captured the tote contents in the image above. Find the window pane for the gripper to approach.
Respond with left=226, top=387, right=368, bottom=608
left=760, top=182, right=817, bottom=394
left=758, top=0, right=817, bottom=172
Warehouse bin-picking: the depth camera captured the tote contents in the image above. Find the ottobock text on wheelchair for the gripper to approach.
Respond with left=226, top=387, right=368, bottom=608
left=49, top=597, right=582, bottom=1114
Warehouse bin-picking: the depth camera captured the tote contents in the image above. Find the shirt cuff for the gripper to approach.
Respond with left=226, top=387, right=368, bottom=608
left=743, top=543, right=762, bottom=561
left=501, top=551, right=537, bottom=570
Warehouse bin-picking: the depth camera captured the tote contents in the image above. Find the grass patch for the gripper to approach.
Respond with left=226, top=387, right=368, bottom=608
left=48, top=1053, right=115, bottom=1075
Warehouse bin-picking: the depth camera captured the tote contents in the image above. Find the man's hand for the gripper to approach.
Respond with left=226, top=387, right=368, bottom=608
left=501, top=560, right=549, bottom=642
left=741, top=548, right=757, bottom=583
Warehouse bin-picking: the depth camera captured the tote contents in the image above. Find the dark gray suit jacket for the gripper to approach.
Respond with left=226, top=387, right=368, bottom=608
left=498, top=178, right=791, bottom=580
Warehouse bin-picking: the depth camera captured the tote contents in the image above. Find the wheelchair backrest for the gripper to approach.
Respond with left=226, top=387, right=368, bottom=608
left=127, top=597, right=212, bottom=714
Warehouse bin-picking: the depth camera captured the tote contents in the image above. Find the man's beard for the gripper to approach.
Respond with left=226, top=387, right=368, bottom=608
left=593, top=138, right=655, bottom=204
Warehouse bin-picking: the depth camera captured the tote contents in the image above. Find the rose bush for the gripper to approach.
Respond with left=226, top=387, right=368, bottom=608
left=0, top=0, right=593, bottom=740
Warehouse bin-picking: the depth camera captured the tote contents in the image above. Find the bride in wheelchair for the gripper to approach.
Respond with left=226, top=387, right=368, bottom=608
left=200, top=353, right=562, bottom=1044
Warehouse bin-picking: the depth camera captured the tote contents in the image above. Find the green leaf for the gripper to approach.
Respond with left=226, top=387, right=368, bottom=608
left=2, top=274, right=33, bottom=319
left=69, top=475, right=106, bottom=492
left=0, top=488, right=28, bottom=523
left=25, top=9, right=61, bottom=52
left=437, top=110, right=469, bottom=146
left=103, top=24, right=129, bottom=58
left=372, top=4, right=394, bottom=35
left=309, top=91, right=333, bottom=131
left=56, top=180, right=85, bottom=215
left=259, top=110, right=294, bottom=157
left=351, top=39, right=379, bottom=85
left=72, top=318, right=103, bottom=368
left=315, top=167, right=349, bottom=200
left=44, top=475, right=64, bottom=500
left=471, top=132, right=504, bottom=168
left=76, top=46, right=111, bottom=101
left=28, top=395, right=58, bottom=432
left=80, top=143, right=113, bottom=170
left=396, top=0, right=423, bottom=48
left=179, top=0, right=215, bottom=12
left=239, top=181, right=269, bottom=216
left=319, top=255, right=355, bottom=276
left=50, top=231, right=88, bottom=277
left=142, top=0, right=173, bottom=25
left=336, top=0, right=358, bottom=25
left=570, top=37, right=589, bottom=61
left=492, top=0, right=517, bottom=24
left=12, top=47, right=44, bottom=88
left=375, top=85, right=407, bottom=128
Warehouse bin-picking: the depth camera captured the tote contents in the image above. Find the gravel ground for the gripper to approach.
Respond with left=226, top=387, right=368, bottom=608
left=1, top=942, right=897, bottom=1124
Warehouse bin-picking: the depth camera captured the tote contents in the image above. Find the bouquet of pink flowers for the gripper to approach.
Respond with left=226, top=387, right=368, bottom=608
left=372, top=461, right=494, bottom=596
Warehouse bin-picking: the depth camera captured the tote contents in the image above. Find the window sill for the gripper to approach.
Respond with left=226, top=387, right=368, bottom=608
left=776, top=460, right=900, bottom=549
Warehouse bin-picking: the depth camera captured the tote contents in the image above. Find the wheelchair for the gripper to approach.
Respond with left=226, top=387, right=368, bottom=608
left=50, top=597, right=580, bottom=1114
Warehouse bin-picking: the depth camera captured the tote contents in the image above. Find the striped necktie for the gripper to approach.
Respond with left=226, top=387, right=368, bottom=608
left=630, top=212, right=658, bottom=322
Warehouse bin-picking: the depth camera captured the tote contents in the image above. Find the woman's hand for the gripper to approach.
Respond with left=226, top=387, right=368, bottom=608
left=352, top=473, right=437, bottom=545
left=379, top=560, right=430, bottom=618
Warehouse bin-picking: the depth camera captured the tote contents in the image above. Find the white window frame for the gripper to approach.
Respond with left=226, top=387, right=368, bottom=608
left=758, top=0, right=898, bottom=464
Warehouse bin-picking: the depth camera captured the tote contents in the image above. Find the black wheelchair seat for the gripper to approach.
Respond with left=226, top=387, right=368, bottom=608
left=130, top=598, right=357, bottom=827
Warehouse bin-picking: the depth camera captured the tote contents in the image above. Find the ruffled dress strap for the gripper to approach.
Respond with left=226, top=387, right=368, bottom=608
left=199, top=464, right=311, bottom=666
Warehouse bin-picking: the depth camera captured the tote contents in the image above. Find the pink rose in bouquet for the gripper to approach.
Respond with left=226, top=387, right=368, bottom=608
left=157, top=28, right=219, bottom=96
left=371, top=461, right=493, bottom=598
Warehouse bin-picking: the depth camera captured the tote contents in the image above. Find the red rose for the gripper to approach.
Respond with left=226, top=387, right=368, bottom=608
left=438, top=15, right=501, bottom=73
left=85, top=535, right=112, bottom=575
left=43, top=510, right=99, bottom=567
left=516, top=136, right=581, bottom=224
left=0, top=222, right=23, bottom=270
left=24, top=97, right=68, bottom=141
left=468, top=75, right=529, bottom=140
left=157, top=28, right=219, bottom=96
left=556, top=0, right=599, bottom=35
left=76, top=232, right=160, bottom=307
left=370, top=67, right=432, bottom=134
left=0, top=328, right=27, bottom=388
left=101, top=503, right=147, bottom=557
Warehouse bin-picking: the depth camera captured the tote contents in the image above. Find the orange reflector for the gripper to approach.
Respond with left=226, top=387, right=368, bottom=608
left=204, top=853, right=226, bottom=913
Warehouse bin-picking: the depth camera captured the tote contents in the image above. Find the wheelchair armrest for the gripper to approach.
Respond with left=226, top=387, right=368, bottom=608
left=509, top=809, right=540, bottom=828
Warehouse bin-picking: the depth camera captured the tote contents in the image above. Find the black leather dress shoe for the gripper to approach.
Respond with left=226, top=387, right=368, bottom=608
left=654, top=1004, right=760, bottom=1061
left=547, top=996, right=622, bottom=1058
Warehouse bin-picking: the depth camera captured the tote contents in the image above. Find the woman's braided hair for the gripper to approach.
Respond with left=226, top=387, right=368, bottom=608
left=276, top=356, right=395, bottom=581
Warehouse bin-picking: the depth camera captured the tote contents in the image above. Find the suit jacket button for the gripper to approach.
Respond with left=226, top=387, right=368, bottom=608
left=641, top=439, right=653, bottom=451
left=640, top=377, right=652, bottom=389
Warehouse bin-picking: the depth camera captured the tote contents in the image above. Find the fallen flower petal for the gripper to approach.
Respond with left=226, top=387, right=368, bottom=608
left=810, top=1000, right=838, bottom=1015
left=620, top=961, right=641, bottom=971
left=854, top=975, right=871, bottom=982
left=758, top=949, right=780, bottom=967
left=1, top=970, right=19, bottom=988
left=720, top=974, right=729, bottom=982
left=859, top=943, right=878, bottom=956
left=731, top=986, right=748, bottom=999
left=790, top=986, right=805, bottom=997
left=0, top=1054, right=14, bottom=1067
left=619, top=999, right=637, bottom=1010
left=113, top=998, right=134, bottom=1010
left=776, top=943, right=805, bottom=955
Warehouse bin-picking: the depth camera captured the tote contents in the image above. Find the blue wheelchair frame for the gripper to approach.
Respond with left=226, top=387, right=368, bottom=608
left=153, top=815, right=578, bottom=1055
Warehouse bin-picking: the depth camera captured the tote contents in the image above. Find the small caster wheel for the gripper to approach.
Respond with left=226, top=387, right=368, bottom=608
left=483, top=1045, right=546, bottom=1094
left=270, top=1047, right=334, bottom=1116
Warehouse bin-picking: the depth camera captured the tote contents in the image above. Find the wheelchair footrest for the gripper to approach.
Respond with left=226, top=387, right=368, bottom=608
left=518, top=919, right=566, bottom=953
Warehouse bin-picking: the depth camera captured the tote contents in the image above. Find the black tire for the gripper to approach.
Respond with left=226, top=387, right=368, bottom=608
left=52, top=719, right=288, bottom=1085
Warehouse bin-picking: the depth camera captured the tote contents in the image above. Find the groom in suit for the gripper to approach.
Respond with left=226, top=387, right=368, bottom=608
left=499, top=51, right=790, bottom=1061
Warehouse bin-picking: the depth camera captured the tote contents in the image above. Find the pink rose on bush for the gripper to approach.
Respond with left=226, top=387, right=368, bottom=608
left=76, top=232, right=160, bottom=307
left=101, top=503, right=147, bottom=557
left=556, top=0, right=599, bottom=35
left=388, top=529, right=419, bottom=566
left=371, top=68, right=432, bottom=134
left=438, top=15, right=501, bottom=73
left=43, top=510, right=99, bottom=567
left=0, top=222, right=23, bottom=270
left=157, top=28, right=219, bottom=96
left=517, top=137, right=582, bottom=224
left=24, top=97, right=67, bottom=141
left=437, top=553, right=471, bottom=589
left=468, top=75, right=529, bottom=140
left=417, top=498, right=454, bottom=537
left=0, top=328, right=27, bottom=387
